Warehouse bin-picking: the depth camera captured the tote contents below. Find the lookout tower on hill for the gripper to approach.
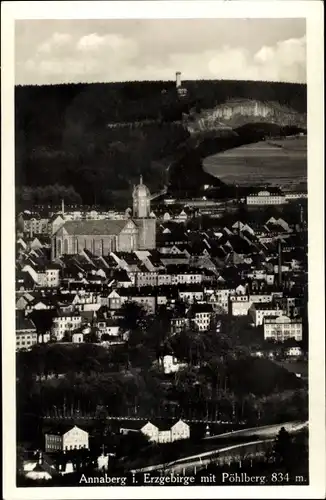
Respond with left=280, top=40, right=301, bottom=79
left=175, top=71, right=188, bottom=98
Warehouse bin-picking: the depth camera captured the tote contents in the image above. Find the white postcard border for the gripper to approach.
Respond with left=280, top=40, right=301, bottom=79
left=2, top=1, right=325, bottom=499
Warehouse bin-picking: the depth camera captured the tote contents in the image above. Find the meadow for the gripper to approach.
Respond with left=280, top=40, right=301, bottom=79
left=203, top=136, right=307, bottom=190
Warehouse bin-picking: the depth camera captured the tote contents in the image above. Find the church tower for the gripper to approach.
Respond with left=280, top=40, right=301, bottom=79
left=132, top=176, right=156, bottom=250
left=132, top=175, right=150, bottom=218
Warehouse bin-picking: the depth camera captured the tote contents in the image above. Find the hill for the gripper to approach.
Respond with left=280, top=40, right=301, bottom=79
left=15, top=80, right=307, bottom=206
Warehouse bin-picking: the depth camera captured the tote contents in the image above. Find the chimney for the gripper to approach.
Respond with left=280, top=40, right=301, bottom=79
left=278, top=239, right=282, bottom=287
left=38, top=451, right=43, bottom=465
left=176, top=71, right=181, bottom=88
left=61, top=199, right=65, bottom=217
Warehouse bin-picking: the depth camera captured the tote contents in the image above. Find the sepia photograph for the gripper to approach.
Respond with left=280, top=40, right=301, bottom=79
left=1, top=1, right=325, bottom=499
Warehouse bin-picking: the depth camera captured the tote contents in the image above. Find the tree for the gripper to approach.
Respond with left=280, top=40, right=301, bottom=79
left=119, top=302, right=148, bottom=332
left=100, top=334, right=111, bottom=342
left=84, top=328, right=99, bottom=343
left=61, top=331, right=72, bottom=342
left=273, top=427, right=293, bottom=469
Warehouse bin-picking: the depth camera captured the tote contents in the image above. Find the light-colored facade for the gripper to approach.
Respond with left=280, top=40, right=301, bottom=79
left=45, top=426, right=89, bottom=452
left=191, top=307, right=213, bottom=331
left=45, top=268, right=60, bottom=287
left=135, top=271, right=158, bottom=287
left=229, top=295, right=251, bottom=316
left=140, top=419, right=190, bottom=443
left=51, top=179, right=156, bottom=259
left=22, top=217, right=49, bottom=236
left=52, top=312, right=82, bottom=340
left=264, top=315, right=303, bottom=342
left=249, top=303, right=285, bottom=326
left=16, top=329, right=38, bottom=351
left=246, top=190, right=286, bottom=206
left=179, top=289, right=204, bottom=303
left=161, top=355, right=187, bottom=374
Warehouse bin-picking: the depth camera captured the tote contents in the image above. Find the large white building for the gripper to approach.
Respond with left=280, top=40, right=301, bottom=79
left=246, top=190, right=286, bottom=206
left=263, top=315, right=303, bottom=342
left=120, top=419, right=190, bottom=444
left=45, top=425, right=89, bottom=452
left=16, top=312, right=37, bottom=351
left=51, top=311, right=83, bottom=340
left=249, top=303, right=285, bottom=326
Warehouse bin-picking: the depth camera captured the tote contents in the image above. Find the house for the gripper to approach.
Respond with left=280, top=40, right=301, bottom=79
left=72, top=291, right=101, bottom=312
left=211, top=287, right=236, bottom=313
left=105, top=290, right=123, bottom=310
left=285, top=346, right=303, bottom=358
left=188, top=303, right=214, bottom=331
left=178, top=285, right=204, bottom=304
left=45, top=425, right=89, bottom=452
left=96, top=318, right=120, bottom=338
left=22, top=264, right=47, bottom=287
left=119, top=288, right=156, bottom=314
left=160, top=355, right=187, bottom=374
left=263, top=315, right=303, bottom=342
left=113, top=269, right=134, bottom=288
left=171, top=420, right=191, bottom=441
left=45, top=265, right=61, bottom=287
left=48, top=213, right=65, bottom=236
left=249, top=302, right=285, bottom=327
left=174, top=209, right=188, bottom=223
left=16, top=311, right=37, bottom=351
left=51, top=310, right=83, bottom=340
left=229, top=295, right=251, bottom=316
left=170, top=316, right=188, bottom=334
left=18, top=212, right=50, bottom=236
left=72, top=332, right=84, bottom=343
left=16, top=292, right=34, bottom=311
left=134, top=270, right=158, bottom=287
left=24, top=453, right=54, bottom=481
left=120, top=419, right=190, bottom=443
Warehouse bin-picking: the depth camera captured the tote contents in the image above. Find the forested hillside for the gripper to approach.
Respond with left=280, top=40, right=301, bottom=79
left=15, top=80, right=307, bottom=207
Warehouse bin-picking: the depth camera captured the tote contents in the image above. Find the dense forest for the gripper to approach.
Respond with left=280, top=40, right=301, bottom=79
left=15, top=80, right=307, bottom=206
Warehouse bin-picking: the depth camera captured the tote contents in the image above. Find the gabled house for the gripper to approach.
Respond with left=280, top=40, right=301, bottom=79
left=120, top=419, right=190, bottom=443
left=16, top=311, right=37, bottom=351
left=51, top=309, right=83, bottom=340
left=45, top=425, right=89, bottom=452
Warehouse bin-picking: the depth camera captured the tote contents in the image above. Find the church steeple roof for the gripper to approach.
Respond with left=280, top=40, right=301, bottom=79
left=132, top=175, right=150, bottom=198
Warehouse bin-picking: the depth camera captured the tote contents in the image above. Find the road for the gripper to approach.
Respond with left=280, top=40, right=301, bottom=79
left=204, top=420, right=308, bottom=441
left=132, top=420, right=308, bottom=475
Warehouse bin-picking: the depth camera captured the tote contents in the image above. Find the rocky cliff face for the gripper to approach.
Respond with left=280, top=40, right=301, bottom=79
left=184, top=99, right=307, bottom=134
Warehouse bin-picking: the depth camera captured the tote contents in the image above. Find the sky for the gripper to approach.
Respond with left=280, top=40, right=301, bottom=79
left=15, top=19, right=306, bottom=85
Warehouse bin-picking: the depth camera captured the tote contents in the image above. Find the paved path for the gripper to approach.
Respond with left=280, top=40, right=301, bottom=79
left=131, top=420, right=308, bottom=474
left=204, top=420, right=308, bottom=440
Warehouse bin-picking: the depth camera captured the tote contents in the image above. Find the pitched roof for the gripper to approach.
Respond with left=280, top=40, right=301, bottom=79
left=61, top=219, right=130, bottom=236
left=16, top=311, right=36, bottom=331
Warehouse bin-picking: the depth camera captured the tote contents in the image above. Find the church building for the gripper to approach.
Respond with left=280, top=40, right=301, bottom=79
left=51, top=177, right=156, bottom=260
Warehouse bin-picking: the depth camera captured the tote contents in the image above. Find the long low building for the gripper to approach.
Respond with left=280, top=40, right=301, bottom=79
left=246, top=190, right=286, bottom=206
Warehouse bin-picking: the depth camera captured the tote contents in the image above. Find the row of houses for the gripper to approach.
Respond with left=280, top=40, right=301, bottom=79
left=15, top=211, right=307, bottom=350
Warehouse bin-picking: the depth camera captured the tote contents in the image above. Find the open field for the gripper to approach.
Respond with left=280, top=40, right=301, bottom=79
left=203, top=136, right=307, bottom=189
